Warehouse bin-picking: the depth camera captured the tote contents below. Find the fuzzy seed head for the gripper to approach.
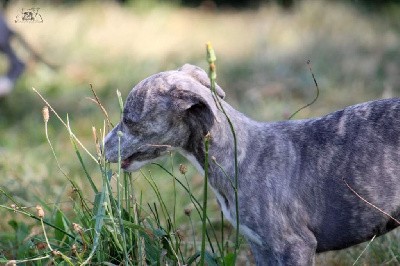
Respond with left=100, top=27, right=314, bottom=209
left=176, top=229, right=184, bottom=240
left=51, top=250, right=61, bottom=256
left=184, top=207, right=192, bottom=216
left=179, top=164, right=187, bottom=175
left=205, top=132, right=211, bottom=141
left=36, top=242, right=47, bottom=250
left=71, top=244, right=77, bottom=253
left=10, top=204, right=18, bottom=212
left=42, top=106, right=49, bottom=123
left=36, top=205, right=44, bottom=219
left=206, top=42, right=217, bottom=63
left=73, top=222, right=83, bottom=233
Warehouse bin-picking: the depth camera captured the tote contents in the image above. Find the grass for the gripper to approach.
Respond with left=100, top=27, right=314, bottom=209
left=1, top=84, right=238, bottom=265
left=0, top=0, right=400, bottom=265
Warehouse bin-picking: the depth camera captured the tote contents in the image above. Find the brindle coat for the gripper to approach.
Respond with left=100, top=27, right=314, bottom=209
left=105, top=64, right=400, bottom=265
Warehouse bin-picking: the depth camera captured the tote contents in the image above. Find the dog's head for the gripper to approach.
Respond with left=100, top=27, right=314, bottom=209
left=104, top=64, right=225, bottom=171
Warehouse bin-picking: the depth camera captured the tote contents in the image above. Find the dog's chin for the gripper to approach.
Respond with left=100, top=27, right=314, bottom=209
left=121, top=157, right=162, bottom=172
left=120, top=148, right=171, bottom=172
left=121, top=159, right=148, bottom=172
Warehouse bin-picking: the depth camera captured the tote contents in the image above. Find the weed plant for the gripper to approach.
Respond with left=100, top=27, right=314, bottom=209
left=0, top=46, right=240, bottom=266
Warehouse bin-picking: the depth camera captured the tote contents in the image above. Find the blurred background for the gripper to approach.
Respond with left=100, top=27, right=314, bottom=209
left=0, top=0, right=399, bottom=264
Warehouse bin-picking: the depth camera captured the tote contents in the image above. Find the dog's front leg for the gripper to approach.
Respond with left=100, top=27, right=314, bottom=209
left=249, top=233, right=317, bottom=266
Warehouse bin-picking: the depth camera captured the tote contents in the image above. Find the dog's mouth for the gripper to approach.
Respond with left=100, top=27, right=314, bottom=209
left=120, top=152, right=141, bottom=169
left=121, top=156, right=134, bottom=169
left=120, top=147, right=169, bottom=170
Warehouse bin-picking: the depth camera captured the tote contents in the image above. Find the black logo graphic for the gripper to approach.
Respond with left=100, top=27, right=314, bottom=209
left=15, top=8, right=43, bottom=23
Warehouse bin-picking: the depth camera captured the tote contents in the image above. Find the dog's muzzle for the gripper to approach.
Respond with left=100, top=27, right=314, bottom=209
left=104, top=127, right=121, bottom=163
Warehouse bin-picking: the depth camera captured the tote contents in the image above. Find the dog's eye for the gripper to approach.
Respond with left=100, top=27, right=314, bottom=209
left=123, top=117, right=134, bottom=127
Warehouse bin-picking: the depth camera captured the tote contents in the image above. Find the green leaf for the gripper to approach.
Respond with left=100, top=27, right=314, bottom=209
left=7, top=220, right=18, bottom=230
left=69, top=134, right=98, bottom=194
left=223, top=252, right=237, bottom=266
left=0, top=255, right=8, bottom=263
left=186, top=252, right=200, bottom=265
left=92, top=192, right=102, bottom=216
left=81, top=187, right=107, bottom=264
left=54, top=209, right=70, bottom=245
left=7, top=220, right=30, bottom=242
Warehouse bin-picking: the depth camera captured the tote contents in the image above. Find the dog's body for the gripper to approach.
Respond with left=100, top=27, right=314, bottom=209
left=0, top=13, right=25, bottom=96
left=105, top=64, right=400, bottom=265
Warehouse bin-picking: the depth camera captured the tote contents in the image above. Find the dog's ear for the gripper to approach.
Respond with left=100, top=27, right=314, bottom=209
left=178, top=64, right=225, bottom=99
left=170, top=86, right=220, bottom=119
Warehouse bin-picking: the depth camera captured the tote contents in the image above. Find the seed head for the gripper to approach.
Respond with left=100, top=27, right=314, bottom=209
left=179, top=164, right=187, bottom=175
left=51, top=250, right=61, bottom=257
left=184, top=207, right=192, bottom=216
left=42, top=106, right=49, bottom=123
left=36, top=205, right=44, bottom=219
left=36, top=242, right=47, bottom=250
left=71, top=244, right=77, bottom=253
left=205, top=132, right=211, bottom=141
left=206, top=42, right=217, bottom=63
left=10, top=204, right=18, bottom=212
left=176, top=229, right=184, bottom=240
left=73, top=223, right=83, bottom=234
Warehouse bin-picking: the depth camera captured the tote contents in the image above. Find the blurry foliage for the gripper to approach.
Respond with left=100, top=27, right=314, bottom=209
left=346, top=0, right=400, bottom=12
left=178, top=0, right=295, bottom=9
left=42, top=0, right=400, bottom=11
left=126, top=0, right=400, bottom=11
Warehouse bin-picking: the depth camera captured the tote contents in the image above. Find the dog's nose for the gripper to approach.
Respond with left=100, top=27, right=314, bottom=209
left=103, top=129, right=119, bottom=163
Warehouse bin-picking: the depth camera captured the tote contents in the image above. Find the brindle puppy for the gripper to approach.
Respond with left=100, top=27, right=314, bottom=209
left=105, top=64, right=400, bottom=265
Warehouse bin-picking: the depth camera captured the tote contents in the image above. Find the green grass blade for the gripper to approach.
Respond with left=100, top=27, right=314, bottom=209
left=54, top=209, right=71, bottom=245
left=81, top=170, right=110, bottom=265
left=68, top=133, right=98, bottom=194
left=199, top=133, right=210, bottom=266
left=152, top=163, right=220, bottom=255
left=207, top=42, right=240, bottom=262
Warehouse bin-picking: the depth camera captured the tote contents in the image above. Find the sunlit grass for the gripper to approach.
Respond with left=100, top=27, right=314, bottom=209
left=0, top=1, right=399, bottom=265
left=0, top=85, right=241, bottom=265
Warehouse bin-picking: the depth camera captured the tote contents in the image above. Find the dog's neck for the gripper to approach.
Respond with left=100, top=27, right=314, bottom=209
left=180, top=101, right=267, bottom=243
left=182, top=101, right=263, bottom=195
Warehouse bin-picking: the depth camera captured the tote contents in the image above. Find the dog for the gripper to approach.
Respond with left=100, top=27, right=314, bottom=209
left=104, top=64, right=400, bottom=265
left=0, top=13, right=25, bottom=96
left=0, top=13, right=57, bottom=96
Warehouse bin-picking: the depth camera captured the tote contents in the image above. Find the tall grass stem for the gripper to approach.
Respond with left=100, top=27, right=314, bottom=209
left=199, top=133, right=211, bottom=265
left=32, top=87, right=98, bottom=163
left=206, top=42, right=240, bottom=261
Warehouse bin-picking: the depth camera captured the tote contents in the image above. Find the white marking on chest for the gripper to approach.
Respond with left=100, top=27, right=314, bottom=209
left=179, top=149, right=263, bottom=245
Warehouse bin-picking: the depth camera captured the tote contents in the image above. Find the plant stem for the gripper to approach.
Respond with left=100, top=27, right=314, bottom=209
left=32, top=87, right=98, bottom=163
left=199, top=133, right=211, bottom=266
left=206, top=42, right=240, bottom=261
left=153, top=163, right=219, bottom=254
left=117, top=131, right=130, bottom=266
